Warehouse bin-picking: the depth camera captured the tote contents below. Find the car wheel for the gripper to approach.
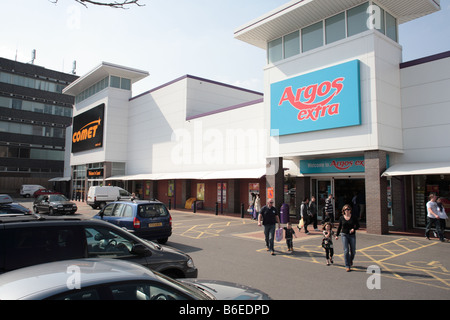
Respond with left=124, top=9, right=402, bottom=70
left=99, top=202, right=106, bottom=209
left=49, top=207, right=54, bottom=215
left=33, top=206, right=39, bottom=214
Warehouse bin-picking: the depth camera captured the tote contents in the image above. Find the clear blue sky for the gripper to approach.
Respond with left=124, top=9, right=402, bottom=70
left=1, top=0, right=449, bottom=95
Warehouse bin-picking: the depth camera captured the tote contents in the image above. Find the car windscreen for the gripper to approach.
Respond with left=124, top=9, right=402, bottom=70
left=48, top=195, right=69, bottom=202
left=137, top=204, right=169, bottom=218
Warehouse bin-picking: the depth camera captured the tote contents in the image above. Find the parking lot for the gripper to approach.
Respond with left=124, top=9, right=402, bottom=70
left=13, top=198, right=450, bottom=300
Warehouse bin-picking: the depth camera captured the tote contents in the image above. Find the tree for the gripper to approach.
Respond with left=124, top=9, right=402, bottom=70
left=51, top=0, right=145, bottom=9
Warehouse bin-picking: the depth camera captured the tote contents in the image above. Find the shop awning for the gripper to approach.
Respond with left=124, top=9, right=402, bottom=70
left=105, top=168, right=266, bottom=181
left=201, top=168, right=266, bottom=180
left=382, top=162, right=450, bottom=177
left=48, top=177, right=71, bottom=182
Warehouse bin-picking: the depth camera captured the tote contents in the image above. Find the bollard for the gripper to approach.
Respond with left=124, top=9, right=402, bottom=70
left=168, top=199, right=171, bottom=210
left=240, top=203, right=245, bottom=218
left=215, top=202, right=219, bottom=215
left=193, top=200, right=197, bottom=213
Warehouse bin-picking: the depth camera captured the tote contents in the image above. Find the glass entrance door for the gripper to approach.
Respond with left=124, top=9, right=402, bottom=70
left=313, top=179, right=333, bottom=221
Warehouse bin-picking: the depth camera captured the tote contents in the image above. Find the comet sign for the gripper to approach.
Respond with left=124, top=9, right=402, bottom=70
left=270, top=60, right=361, bottom=136
left=72, top=103, right=104, bottom=153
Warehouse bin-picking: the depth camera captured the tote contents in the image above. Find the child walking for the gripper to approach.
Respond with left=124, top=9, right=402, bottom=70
left=322, top=222, right=334, bottom=265
left=284, top=222, right=297, bottom=252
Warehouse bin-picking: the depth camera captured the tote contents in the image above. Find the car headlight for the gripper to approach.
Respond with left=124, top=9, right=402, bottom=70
left=187, top=258, right=195, bottom=268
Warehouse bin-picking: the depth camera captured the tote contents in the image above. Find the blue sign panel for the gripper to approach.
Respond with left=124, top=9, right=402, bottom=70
left=300, top=157, right=365, bottom=174
left=271, top=60, right=361, bottom=136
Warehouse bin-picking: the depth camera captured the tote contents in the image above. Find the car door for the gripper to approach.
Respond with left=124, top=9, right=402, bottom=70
left=83, top=224, right=150, bottom=267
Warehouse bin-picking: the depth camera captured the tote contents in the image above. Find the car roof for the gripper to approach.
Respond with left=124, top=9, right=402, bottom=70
left=110, top=200, right=164, bottom=206
left=0, top=259, right=159, bottom=300
left=0, top=194, right=13, bottom=204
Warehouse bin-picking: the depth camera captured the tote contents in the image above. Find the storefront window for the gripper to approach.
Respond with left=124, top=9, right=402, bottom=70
left=302, top=21, right=323, bottom=52
left=413, top=175, right=450, bottom=228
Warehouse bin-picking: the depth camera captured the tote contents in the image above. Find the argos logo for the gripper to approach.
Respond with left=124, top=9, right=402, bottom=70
left=278, top=77, right=344, bottom=121
left=271, top=60, right=361, bottom=136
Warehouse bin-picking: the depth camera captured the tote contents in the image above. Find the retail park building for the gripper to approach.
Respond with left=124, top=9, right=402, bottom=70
left=61, top=0, right=450, bottom=234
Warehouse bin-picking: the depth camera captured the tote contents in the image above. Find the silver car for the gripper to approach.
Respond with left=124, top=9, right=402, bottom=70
left=0, top=258, right=271, bottom=300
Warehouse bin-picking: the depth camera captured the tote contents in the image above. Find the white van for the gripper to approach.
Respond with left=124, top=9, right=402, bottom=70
left=87, top=186, right=132, bottom=209
left=20, top=185, right=45, bottom=198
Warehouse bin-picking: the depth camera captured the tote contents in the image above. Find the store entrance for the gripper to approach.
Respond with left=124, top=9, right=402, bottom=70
left=334, top=178, right=366, bottom=221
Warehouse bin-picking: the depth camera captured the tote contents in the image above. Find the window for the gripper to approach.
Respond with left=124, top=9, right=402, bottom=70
left=326, top=12, right=346, bottom=44
left=110, top=76, right=121, bottom=88
left=110, top=282, right=189, bottom=300
left=268, top=37, right=283, bottom=63
left=3, top=226, right=85, bottom=271
left=386, top=11, right=397, bottom=42
left=121, top=78, right=131, bottom=90
left=85, top=226, right=136, bottom=258
left=138, top=204, right=169, bottom=218
left=302, top=21, right=323, bottom=52
left=283, top=31, right=300, bottom=59
left=347, top=2, right=370, bottom=37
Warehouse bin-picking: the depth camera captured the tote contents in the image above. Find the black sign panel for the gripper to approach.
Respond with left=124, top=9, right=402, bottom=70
left=72, top=103, right=104, bottom=153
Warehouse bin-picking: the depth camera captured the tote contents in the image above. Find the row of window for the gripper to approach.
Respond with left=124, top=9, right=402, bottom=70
left=268, top=1, right=398, bottom=63
left=0, top=96, right=73, bottom=118
left=75, top=75, right=131, bottom=104
left=0, top=166, right=63, bottom=173
left=0, top=145, right=64, bottom=161
left=0, top=120, right=65, bottom=139
left=0, top=71, right=67, bottom=94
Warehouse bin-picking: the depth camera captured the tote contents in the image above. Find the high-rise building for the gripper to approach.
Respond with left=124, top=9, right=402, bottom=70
left=0, top=57, right=78, bottom=194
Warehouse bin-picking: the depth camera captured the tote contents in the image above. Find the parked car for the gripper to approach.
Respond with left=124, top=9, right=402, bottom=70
left=87, top=186, right=132, bottom=209
left=0, top=259, right=271, bottom=300
left=33, top=194, right=77, bottom=215
left=94, top=200, right=172, bottom=244
left=20, top=184, right=45, bottom=198
left=0, top=216, right=197, bottom=278
left=33, top=189, right=62, bottom=198
left=0, top=194, right=32, bottom=215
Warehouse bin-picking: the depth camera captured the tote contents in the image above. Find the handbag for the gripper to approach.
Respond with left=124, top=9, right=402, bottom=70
left=275, top=228, right=283, bottom=242
left=298, top=218, right=304, bottom=229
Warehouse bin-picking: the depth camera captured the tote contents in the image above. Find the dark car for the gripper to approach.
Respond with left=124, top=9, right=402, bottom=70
left=94, top=200, right=172, bottom=244
left=33, top=194, right=77, bottom=215
left=0, top=259, right=270, bottom=300
left=0, top=194, right=32, bottom=215
left=0, top=216, right=197, bottom=278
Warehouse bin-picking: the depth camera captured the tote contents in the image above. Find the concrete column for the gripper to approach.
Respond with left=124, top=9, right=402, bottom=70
left=364, top=150, right=389, bottom=234
left=265, top=157, right=284, bottom=209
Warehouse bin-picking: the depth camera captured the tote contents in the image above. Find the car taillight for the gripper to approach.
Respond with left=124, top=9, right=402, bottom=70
left=169, top=214, right=172, bottom=227
left=133, top=217, right=141, bottom=229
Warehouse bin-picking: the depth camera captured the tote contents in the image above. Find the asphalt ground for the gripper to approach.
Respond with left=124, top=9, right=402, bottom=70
left=15, top=198, right=450, bottom=300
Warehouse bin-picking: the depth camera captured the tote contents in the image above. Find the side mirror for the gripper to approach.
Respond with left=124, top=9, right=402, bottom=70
left=132, top=243, right=152, bottom=256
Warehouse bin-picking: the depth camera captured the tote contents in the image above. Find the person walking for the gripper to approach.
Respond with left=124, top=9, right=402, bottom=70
left=425, top=193, right=443, bottom=241
left=437, top=197, right=448, bottom=241
left=254, top=194, right=261, bottom=220
left=324, top=193, right=334, bottom=224
left=284, top=222, right=297, bottom=252
left=309, top=195, right=318, bottom=231
left=258, top=199, right=281, bottom=255
left=336, top=204, right=360, bottom=272
left=322, top=222, right=334, bottom=265
left=298, top=197, right=310, bottom=234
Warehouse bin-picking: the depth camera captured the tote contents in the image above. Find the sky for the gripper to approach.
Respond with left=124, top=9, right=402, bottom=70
left=1, top=0, right=449, bottom=96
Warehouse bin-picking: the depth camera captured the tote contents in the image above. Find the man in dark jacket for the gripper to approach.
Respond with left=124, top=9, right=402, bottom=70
left=258, top=199, right=281, bottom=255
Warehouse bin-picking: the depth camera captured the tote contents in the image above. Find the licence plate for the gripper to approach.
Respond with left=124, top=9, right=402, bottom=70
left=65, top=208, right=72, bottom=211
left=148, top=222, right=162, bottom=227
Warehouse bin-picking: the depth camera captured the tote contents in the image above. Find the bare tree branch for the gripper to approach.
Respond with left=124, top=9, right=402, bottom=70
left=50, top=0, right=145, bottom=9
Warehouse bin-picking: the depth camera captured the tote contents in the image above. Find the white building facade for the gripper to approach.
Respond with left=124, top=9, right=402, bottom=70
left=62, top=0, right=450, bottom=234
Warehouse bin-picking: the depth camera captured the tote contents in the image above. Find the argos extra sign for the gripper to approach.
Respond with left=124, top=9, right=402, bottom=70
left=270, top=60, right=361, bottom=136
